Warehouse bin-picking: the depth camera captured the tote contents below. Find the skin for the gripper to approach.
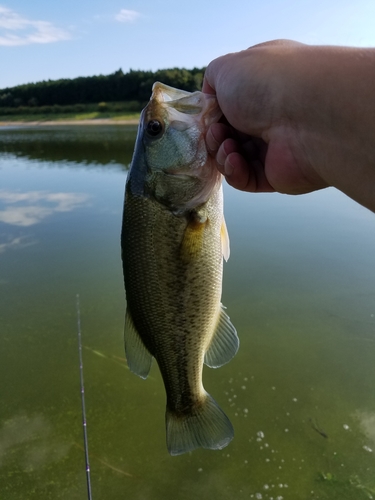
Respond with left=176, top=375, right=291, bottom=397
left=202, top=40, right=375, bottom=212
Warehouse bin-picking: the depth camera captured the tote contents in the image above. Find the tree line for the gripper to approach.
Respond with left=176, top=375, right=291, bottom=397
left=0, top=67, right=205, bottom=109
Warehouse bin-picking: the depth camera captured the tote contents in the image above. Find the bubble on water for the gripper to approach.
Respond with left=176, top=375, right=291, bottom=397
left=264, top=443, right=269, bottom=447
left=241, top=385, right=246, bottom=390
left=257, top=431, right=265, bottom=439
left=198, top=468, right=203, bottom=472
left=272, top=386, right=276, bottom=390
left=343, top=424, right=350, bottom=430
left=292, top=398, right=298, bottom=402
left=244, top=408, right=249, bottom=413
left=265, top=458, right=270, bottom=462
left=363, top=445, right=373, bottom=453
left=244, top=460, right=248, bottom=464
left=278, top=484, right=283, bottom=488
left=284, top=428, right=289, bottom=432
left=244, top=377, right=248, bottom=381
left=255, top=493, right=262, bottom=499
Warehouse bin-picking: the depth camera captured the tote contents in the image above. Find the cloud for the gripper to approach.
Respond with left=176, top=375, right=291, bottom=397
left=0, top=190, right=90, bottom=226
left=0, top=5, right=71, bottom=46
left=115, top=9, right=140, bottom=23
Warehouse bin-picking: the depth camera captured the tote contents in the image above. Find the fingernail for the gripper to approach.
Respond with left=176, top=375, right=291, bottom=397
left=224, top=159, right=233, bottom=176
left=206, top=128, right=220, bottom=154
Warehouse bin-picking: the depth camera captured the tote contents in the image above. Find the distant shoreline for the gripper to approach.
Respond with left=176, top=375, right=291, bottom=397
left=0, top=118, right=140, bottom=127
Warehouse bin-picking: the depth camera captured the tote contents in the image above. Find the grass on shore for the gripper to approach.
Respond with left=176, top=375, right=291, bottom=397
left=0, top=111, right=141, bottom=123
left=0, top=101, right=142, bottom=123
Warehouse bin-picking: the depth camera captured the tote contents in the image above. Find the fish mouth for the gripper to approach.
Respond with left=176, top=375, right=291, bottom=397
left=164, top=171, right=194, bottom=180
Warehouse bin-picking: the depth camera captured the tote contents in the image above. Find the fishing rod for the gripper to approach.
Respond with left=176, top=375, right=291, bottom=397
left=76, top=294, right=93, bottom=500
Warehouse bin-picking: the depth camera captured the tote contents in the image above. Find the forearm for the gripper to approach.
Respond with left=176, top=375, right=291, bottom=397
left=285, top=45, right=375, bottom=211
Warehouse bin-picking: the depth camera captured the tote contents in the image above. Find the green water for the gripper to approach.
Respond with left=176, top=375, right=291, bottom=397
left=0, top=125, right=374, bottom=500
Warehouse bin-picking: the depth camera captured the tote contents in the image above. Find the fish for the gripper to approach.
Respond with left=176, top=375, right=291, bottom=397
left=121, top=82, right=239, bottom=456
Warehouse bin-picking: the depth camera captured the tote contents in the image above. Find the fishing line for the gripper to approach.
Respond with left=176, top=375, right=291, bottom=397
left=76, top=294, right=93, bottom=500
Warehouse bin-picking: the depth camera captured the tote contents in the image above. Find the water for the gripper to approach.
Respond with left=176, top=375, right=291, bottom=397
left=0, top=125, right=374, bottom=500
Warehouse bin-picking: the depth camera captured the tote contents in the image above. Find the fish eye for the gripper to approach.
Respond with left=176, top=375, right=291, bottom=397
left=145, top=119, right=163, bottom=137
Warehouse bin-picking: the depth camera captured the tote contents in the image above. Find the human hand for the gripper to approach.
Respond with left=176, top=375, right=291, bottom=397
left=202, top=40, right=329, bottom=195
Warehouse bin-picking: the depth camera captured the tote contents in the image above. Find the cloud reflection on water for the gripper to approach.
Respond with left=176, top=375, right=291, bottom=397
left=0, top=235, right=33, bottom=254
left=0, top=190, right=90, bottom=227
left=0, top=414, right=70, bottom=470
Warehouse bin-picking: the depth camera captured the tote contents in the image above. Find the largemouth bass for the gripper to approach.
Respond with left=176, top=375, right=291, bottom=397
left=121, top=82, right=239, bottom=456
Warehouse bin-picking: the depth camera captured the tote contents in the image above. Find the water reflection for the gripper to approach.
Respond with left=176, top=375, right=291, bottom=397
left=0, top=190, right=90, bottom=226
left=0, top=125, right=137, bottom=167
left=0, top=125, right=374, bottom=499
left=0, top=235, right=32, bottom=254
left=0, top=414, right=71, bottom=469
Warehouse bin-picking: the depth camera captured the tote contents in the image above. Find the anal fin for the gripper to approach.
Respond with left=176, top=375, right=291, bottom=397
left=204, top=304, right=239, bottom=368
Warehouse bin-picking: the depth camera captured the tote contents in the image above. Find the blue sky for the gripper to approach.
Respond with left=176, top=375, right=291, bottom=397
left=1, top=0, right=375, bottom=89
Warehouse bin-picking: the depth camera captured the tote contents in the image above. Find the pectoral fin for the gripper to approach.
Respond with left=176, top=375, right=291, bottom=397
left=124, top=308, right=152, bottom=379
left=204, top=305, right=239, bottom=368
left=221, top=217, right=230, bottom=262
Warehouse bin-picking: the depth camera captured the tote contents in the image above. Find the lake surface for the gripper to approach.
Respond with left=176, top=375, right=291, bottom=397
left=0, top=125, right=374, bottom=500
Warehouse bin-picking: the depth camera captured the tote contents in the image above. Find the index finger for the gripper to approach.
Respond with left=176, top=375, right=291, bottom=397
left=202, top=55, right=226, bottom=94
left=202, top=73, right=216, bottom=94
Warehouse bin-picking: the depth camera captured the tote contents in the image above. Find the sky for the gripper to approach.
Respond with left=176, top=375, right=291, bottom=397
left=1, top=0, right=375, bottom=89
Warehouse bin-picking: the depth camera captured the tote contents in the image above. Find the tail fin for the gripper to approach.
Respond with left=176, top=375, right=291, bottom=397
left=166, top=393, right=234, bottom=456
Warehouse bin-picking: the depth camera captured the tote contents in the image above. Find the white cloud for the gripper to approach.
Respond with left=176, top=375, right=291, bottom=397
left=0, top=190, right=90, bottom=226
left=115, top=9, right=140, bottom=23
left=0, top=5, right=71, bottom=46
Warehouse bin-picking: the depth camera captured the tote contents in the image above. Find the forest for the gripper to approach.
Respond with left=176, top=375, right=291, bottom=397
left=0, top=67, right=205, bottom=113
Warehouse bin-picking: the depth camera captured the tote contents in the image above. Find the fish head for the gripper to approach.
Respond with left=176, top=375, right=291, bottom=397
left=130, top=82, right=222, bottom=213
